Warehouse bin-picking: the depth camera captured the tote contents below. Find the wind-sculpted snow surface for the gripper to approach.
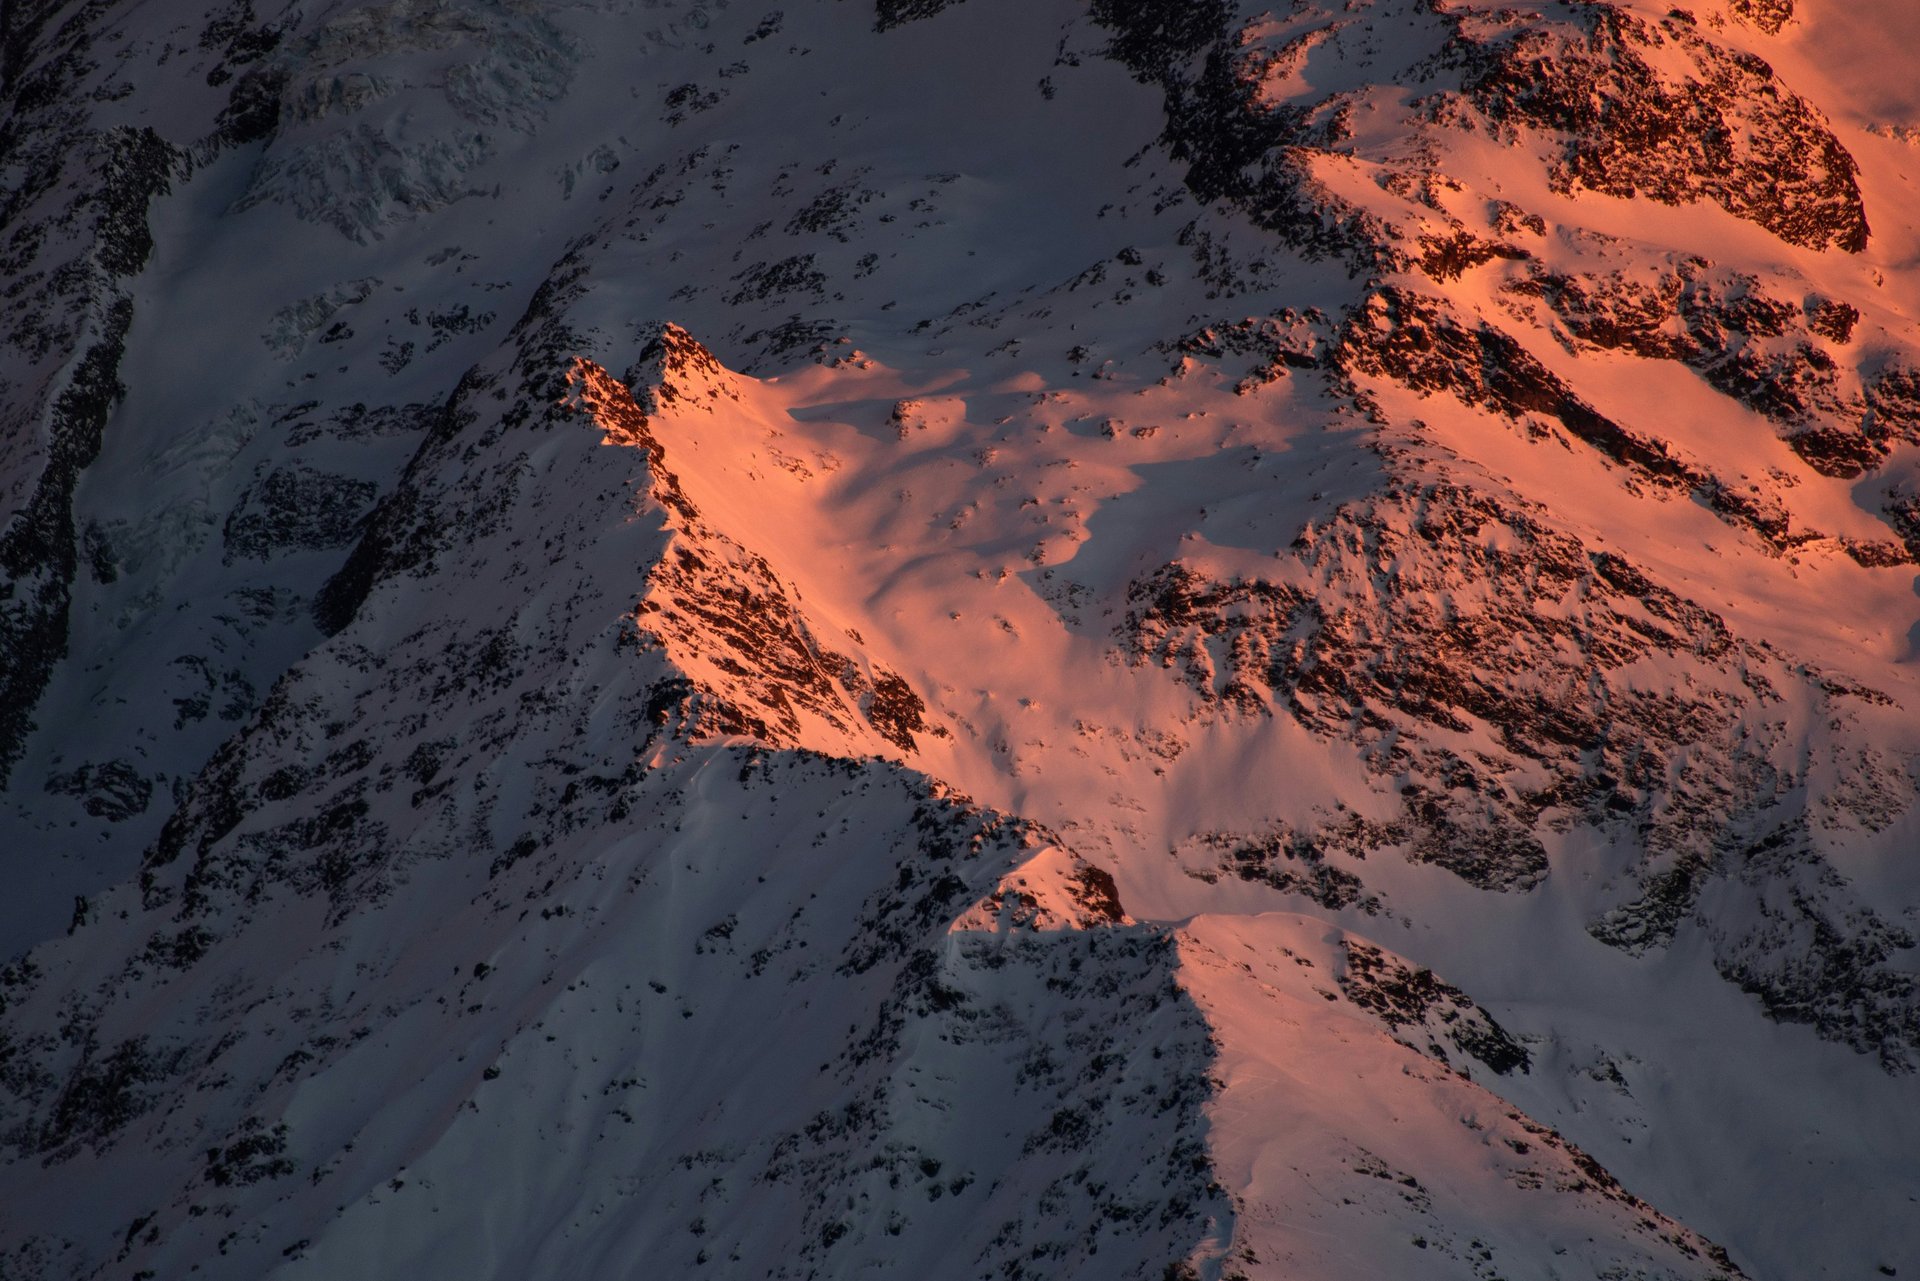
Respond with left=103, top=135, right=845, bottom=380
left=0, top=311, right=1735, bottom=1281
left=3, top=0, right=1920, bottom=1277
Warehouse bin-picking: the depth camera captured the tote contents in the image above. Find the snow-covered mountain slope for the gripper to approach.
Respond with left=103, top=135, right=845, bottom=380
left=0, top=322, right=1738, bottom=1280
left=3, top=0, right=1918, bottom=1277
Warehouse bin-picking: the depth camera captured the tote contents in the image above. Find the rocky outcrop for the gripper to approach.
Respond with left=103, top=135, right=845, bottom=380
left=1119, top=474, right=1920, bottom=1065
left=1509, top=255, right=1898, bottom=481
left=874, top=0, right=968, bottom=32
left=1178, top=821, right=1380, bottom=913
left=0, top=38, right=181, bottom=777
left=569, top=346, right=940, bottom=754
left=159, top=309, right=939, bottom=934
left=1338, top=940, right=1531, bottom=1076
left=43, top=759, right=152, bottom=822
left=1090, top=0, right=1896, bottom=505
left=1441, top=3, right=1865, bottom=253
left=221, top=464, right=380, bottom=562
left=1113, top=468, right=1920, bottom=1060
left=1121, top=484, right=1741, bottom=891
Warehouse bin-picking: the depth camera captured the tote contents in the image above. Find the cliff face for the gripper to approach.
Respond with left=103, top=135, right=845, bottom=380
left=2, top=1, right=1918, bottom=1278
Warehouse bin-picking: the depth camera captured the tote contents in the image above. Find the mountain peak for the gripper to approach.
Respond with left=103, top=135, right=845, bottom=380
left=3, top=0, right=1918, bottom=1277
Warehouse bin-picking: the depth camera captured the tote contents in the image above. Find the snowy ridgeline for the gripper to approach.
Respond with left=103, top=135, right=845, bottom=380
left=1, top=0, right=1918, bottom=1278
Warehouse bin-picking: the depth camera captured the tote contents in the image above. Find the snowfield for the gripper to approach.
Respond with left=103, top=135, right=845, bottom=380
left=2, top=0, right=1918, bottom=1277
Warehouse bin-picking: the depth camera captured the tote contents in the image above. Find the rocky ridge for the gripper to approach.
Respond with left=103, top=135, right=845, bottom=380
left=0, top=288, right=1738, bottom=1279
left=1, top=0, right=1917, bottom=1277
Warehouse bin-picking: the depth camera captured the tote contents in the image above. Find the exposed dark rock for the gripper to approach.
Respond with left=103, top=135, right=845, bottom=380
left=1068, top=863, right=1126, bottom=923
left=203, top=1118, right=294, bottom=1188
left=1514, top=260, right=1887, bottom=478
left=44, top=759, right=152, bottom=821
left=1444, top=4, right=1866, bottom=253
left=1089, top=0, right=1389, bottom=268
left=1808, top=297, right=1860, bottom=344
left=1788, top=426, right=1883, bottom=479
left=1728, top=0, right=1795, bottom=34
left=314, top=256, right=597, bottom=636
left=221, top=465, right=380, bottom=562
left=1418, top=229, right=1529, bottom=282
left=1714, top=823, right=1920, bottom=1073
left=873, top=0, right=966, bottom=32
left=0, top=300, right=131, bottom=783
left=0, top=23, right=181, bottom=782
left=1162, top=310, right=1329, bottom=393
left=1112, top=475, right=1920, bottom=997
left=570, top=345, right=944, bottom=755
left=864, top=672, right=933, bottom=753
left=1187, top=825, right=1379, bottom=912
left=36, top=1036, right=179, bottom=1155
left=1340, top=940, right=1531, bottom=1075
left=1340, top=286, right=1798, bottom=540
left=1868, top=361, right=1920, bottom=441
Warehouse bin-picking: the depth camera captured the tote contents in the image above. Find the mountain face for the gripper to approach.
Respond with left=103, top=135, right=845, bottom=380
left=3, top=0, right=1918, bottom=1277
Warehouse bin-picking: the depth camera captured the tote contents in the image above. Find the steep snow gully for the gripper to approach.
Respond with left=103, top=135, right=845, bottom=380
left=3, top=1, right=1919, bottom=1277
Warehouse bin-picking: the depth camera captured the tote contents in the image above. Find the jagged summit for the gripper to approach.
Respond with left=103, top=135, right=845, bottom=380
left=565, top=347, right=940, bottom=755
left=2, top=0, right=1918, bottom=1277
